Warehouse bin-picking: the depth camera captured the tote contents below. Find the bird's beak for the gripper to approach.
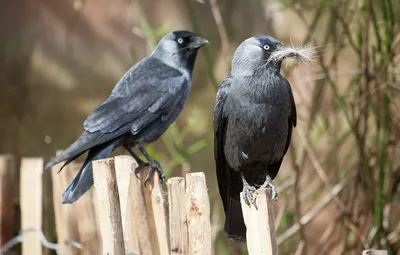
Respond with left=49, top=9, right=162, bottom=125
left=188, top=36, right=209, bottom=49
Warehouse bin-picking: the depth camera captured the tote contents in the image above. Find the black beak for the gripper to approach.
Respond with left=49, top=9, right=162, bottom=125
left=188, top=36, right=209, bottom=49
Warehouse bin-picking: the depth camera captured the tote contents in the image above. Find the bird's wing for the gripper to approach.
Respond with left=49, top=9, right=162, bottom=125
left=46, top=58, right=187, bottom=169
left=282, top=79, right=297, bottom=155
left=84, top=57, right=188, bottom=134
left=213, top=75, right=233, bottom=212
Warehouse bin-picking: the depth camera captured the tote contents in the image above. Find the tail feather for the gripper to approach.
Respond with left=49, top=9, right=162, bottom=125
left=45, top=131, right=104, bottom=169
left=57, top=151, right=85, bottom=174
left=223, top=170, right=247, bottom=243
left=61, top=140, right=118, bottom=204
left=224, top=194, right=246, bottom=242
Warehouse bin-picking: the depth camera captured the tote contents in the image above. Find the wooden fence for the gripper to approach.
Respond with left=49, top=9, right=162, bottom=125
left=0, top=154, right=280, bottom=255
left=0, top=154, right=388, bottom=255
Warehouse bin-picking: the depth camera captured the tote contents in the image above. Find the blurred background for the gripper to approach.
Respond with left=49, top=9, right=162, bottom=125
left=0, top=0, right=399, bottom=254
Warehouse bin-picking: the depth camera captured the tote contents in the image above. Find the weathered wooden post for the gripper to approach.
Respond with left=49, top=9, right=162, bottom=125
left=0, top=155, right=17, bottom=249
left=51, top=151, right=80, bottom=255
left=168, top=177, right=189, bottom=255
left=147, top=170, right=169, bottom=255
left=185, top=172, right=212, bottom=255
left=114, top=155, right=139, bottom=253
left=129, top=158, right=154, bottom=254
left=241, top=189, right=277, bottom=255
left=92, top=158, right=125, bottom=255
left=20, top=158, right=44, bottom=255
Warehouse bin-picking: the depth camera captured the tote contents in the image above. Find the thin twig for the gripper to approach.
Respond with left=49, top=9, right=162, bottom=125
left=295, top=127, right=347, bottom=212
left=294, top=241, right=305, bottom=255
left=209, top=0, right=230, bottom=75
left=277, top=171, right=356, bottom=245
left=331, top=7, right=359, bottom=54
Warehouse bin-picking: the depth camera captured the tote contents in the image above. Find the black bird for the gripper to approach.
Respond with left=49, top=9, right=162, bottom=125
left=46, top=30, right=209, bottom=204
left=213, top=35, right=309, bottom=242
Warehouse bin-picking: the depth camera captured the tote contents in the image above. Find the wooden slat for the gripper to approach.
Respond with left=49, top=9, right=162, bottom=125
left=114, top=155, right=139, bottom=253
left=185, top=172, right=211, bottom=255
left=68, top=162, right=101, bottom=255
left=0, top=155, right=17, bottom=248
left=141, top=170, right=160, bottom=255
left=168, top=177, right=188, bottom=255
left=130, top=162, right=153, bottom=255
left=241, top=189, right=277, bottom=255
left=92, top=158, right=125, bottom=255
left=20, top=157, right=44, bottom=255
left=51, top=151, right=79, bottom=255
left=149, top=171, right=169, bottom=255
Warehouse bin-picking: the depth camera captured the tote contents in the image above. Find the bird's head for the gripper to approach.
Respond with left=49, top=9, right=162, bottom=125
left=232, top=35, right=312, bottom=75
left=152, top=30, right=209, bottom=74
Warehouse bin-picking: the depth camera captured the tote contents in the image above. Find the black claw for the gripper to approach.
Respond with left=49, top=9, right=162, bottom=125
left=159, top=172, right=165, bottom=183
left=241, top=176, right=258, bottom=209
left=134, top=168, right=141, bottom=179
left=144, top=167, right=154, bottom=188
left=134, top=163, right=148, bottom=180
left=134, top=159, right=165, bottom=188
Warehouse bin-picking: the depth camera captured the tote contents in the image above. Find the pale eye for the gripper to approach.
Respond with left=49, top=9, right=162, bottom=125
left=177, top=38, right=184, bottom=44
left=263, top=45, right=270, bottom=50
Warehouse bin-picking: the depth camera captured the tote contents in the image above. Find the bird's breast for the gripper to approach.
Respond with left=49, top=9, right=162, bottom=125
left=223, top=81, right=291, bottom=169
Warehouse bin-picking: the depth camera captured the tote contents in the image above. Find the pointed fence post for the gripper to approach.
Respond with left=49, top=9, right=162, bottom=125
left=185, top=172, right=212, bottom=255
left=20, top=158, right=44, bottom=255
left=92, top=158, right=125, bottom=255
left=0, top=155, right=17, bottom=249
left=241, top=189, right=277, bottom=255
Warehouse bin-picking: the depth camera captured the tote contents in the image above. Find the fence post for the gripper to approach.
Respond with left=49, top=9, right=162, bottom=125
left=148, top=171, right=169, bottom=255
left=140, top=170, right=161, bottom=255
left=185, top=172, right=212, bottom=255
left=92, top=158, right=125, bottom=255
left=71, top=162, right=101, bottom=255
left=168, top=177, right=188, bottom=255
left=0, top=155, right=17, bottom=249
left=130, top=160, right=153, bottom=255
left=114, top=155, right=139, bottom=253
left=241, top=189, right=277, bottom=255
left=20, top=158, right=44, bottom=255
left=51, top=151, right=79, bottom=255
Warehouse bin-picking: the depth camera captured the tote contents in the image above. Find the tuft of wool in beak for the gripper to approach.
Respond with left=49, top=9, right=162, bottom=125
left=268, top=45, right=314, bottom=65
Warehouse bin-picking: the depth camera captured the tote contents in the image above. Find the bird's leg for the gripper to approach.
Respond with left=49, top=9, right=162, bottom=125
left=123, top=145, right=145, bottom=165
left=259, top=175, right=278, bottom=200
left=123, top=145, right=149, bottom=179
left=138, top=146, right=165, bottom=187
left=241, top=174, right=258, bottom=209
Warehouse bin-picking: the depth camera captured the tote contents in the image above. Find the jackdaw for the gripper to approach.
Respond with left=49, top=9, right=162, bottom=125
left=213, top=35, right=311, bottom=242
left=46, top=30, right=209, bottom=204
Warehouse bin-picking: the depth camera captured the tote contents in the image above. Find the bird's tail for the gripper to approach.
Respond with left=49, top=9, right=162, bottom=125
left=62, top=140, right=117, bottom=204
left=224, top=171, right=247, bottom=243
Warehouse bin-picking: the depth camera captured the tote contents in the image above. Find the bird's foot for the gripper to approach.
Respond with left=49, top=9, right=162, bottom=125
left=241, top=180, right=258, bottom=209
left=260, top=175, right=278, bottom=200
left=134, top=160, right=165, bottom=187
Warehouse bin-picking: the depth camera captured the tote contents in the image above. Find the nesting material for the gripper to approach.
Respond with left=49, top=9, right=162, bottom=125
left=268, top=45, right=314, bottom=66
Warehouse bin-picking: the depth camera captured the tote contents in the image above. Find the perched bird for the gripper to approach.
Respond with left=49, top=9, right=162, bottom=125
left=213, top=35, right=311, bottom=242
left=46, top=30, right=209, bottom=204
